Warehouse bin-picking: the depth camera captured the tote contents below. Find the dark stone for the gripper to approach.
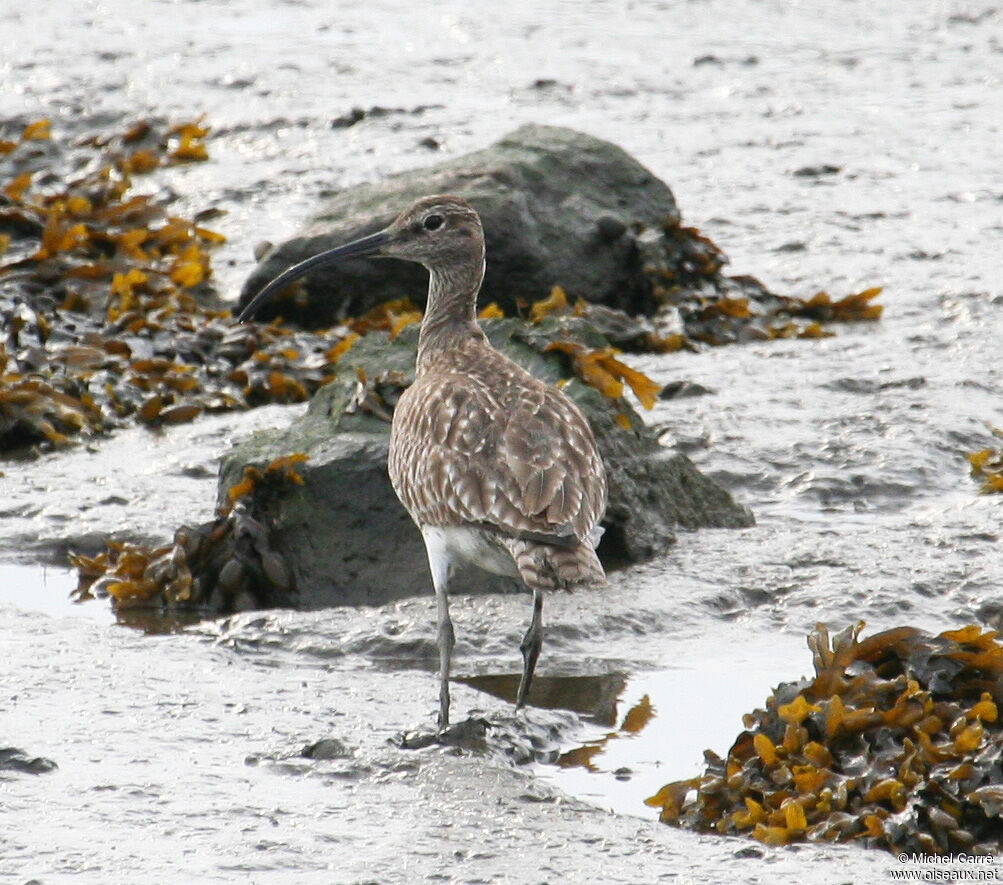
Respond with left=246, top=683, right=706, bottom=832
left=301, top=738, right=351, bottom=759
left=331, top=107, right=366, bottom=128
left=774, top=240, right=807, bottom=253
left=658, top=380, right=714, bottom=400
left=792, top=164, right=842, bottom=178
left=217, top=318, right=753, bottom=608
left=0, top=747, right=57, bottom=774
left=330, top=105, right=441, bottom=129
left=239, top=124, right=684, bottom=325
left=396, top=717, right=492, bottom=751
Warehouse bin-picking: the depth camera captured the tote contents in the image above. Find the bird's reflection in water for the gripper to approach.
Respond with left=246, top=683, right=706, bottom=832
left=458, top=671, right=656, bottom=772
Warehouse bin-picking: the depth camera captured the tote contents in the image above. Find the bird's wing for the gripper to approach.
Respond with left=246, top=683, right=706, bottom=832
left=389, top=368, right=607, bottom=545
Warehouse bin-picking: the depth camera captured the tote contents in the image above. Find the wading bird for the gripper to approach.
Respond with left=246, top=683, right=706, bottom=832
left=239, top=195, right=607, bottom=730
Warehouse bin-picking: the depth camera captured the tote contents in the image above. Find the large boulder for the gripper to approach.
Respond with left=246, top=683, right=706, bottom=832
left=239, top=124, right=699, bottom=325
left=217, top=319, right=753, bottom=608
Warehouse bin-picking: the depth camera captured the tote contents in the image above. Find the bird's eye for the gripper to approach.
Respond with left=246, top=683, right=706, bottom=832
left=423, top=214, right=445, bottom=231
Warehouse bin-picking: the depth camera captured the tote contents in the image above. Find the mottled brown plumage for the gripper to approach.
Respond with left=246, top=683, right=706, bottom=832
left=388, top=336, right=606, bottom=590
left=239, top=194, right=607, bottom=730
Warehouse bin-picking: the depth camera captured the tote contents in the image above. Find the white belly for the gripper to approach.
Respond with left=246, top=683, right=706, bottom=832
left=421, top=525, right=520, bottom=580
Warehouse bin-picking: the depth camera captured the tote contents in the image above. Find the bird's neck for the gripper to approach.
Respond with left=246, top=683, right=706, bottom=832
left=416, top=263, right=486, bottom=370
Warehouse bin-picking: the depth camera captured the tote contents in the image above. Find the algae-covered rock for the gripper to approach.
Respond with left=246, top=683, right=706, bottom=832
left=239, top=124, right=696, bottom=325
left=218, top=318, right=753, bottom=607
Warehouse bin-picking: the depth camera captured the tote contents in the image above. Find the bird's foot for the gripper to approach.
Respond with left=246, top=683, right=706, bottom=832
left=437, top=716, right=491, bottom=745
left=394, top=716, right=491, bottom=751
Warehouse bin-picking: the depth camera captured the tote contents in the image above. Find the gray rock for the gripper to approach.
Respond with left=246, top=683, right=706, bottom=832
left=218, top=319, right=753, bottom=607
left=0, top=747, right=57, bottom=774
left=239, top=124, right=685, bottom=325
left=301, top=738, right=352, bottom=760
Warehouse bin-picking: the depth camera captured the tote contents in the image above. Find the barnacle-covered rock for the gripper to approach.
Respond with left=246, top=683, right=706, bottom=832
left=646, top=622, right=1003, bottom=855
left=71, top=454, right=306, bottom=615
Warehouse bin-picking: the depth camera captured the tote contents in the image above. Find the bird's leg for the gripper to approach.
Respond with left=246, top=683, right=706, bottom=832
left=436, top=578, right=455, bottom=731
left=422, top=529, right=455, bottom=731
left=515, top=588, right=544, bottom=710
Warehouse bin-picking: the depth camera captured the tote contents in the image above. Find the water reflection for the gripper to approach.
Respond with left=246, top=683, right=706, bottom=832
left=108, top=607, right=210, bottom=634
left=0, top=562, right=203, bottom=632
left=557, top=693, right=656, bottom=773
left=460, top=670, right=663, bottom=777
left=485, top=634, right=811, bottom=819
left=457, top=671, right=627, bottom=724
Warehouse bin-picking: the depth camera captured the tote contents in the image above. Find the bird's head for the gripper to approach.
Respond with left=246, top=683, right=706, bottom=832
left=237, top=194, right=484, bottom=323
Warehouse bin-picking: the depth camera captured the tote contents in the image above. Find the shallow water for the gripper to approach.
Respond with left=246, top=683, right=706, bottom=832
left=2, top=1, right=1002, bottom=882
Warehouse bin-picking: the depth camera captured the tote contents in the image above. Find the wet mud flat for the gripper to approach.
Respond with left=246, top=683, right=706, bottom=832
left=3, top=1, right=1003, bottom=883
left=4, top=583, right=902, bottom=884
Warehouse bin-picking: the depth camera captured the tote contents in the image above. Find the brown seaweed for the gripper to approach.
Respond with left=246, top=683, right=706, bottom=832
left=3, top=116, right=880, bottom=456
left=71, top=453, right=307, bottom=613
left=967, top=427, right=1003, bottom=494
left=645, top=622, right=1003, bottom=855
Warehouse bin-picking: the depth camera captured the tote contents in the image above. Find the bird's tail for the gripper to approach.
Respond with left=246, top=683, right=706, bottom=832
left=503, top=537, right=606, bottom=591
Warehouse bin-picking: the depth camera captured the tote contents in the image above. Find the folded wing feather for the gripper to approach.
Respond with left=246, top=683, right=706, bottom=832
left=389, top=366, right=606, bottom=547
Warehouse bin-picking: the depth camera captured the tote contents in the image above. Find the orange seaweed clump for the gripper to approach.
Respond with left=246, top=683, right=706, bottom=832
left=348, top=298, right=423, bottom=339
left=522, top=286, right=661, bottom=410
left=167, top=119, right=210, bottom=163
left=70, top=540, right=177, bottom=607
left=699, top=295, right=751, bottom=320
left=762, top=289, right=881, bottom=340
left=0, top=116, right=234, bottom=450
left=477, top=302, right=505, bottom=320
left=544, top=339, right=662, bottom=409
left=778, top=287, right=884, bottom=324
left=967, top=427, right=1003, bottom=494
left=0, top=374, right=103, bottom=448
left=223, top=453, right=309, bottom=514
left=645, top=622, right=1003, bottom=855
left=529, top=285, right=570, bottom=322
left=1, top=116, right=341, bottom=450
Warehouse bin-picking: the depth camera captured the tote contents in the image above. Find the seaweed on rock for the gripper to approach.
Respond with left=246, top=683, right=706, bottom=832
left=71, top=453, right=307, bottom=613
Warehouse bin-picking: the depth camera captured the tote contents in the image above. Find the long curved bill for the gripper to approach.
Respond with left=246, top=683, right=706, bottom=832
left=236, top=230, right=392, bottom=323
